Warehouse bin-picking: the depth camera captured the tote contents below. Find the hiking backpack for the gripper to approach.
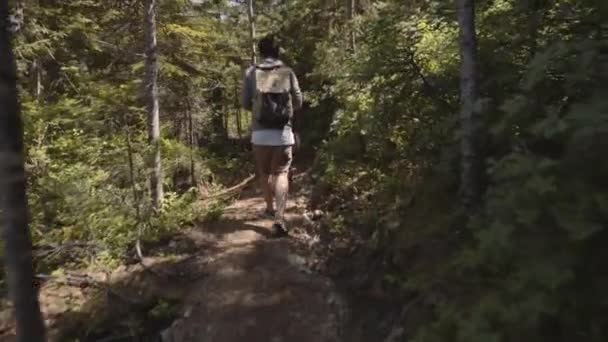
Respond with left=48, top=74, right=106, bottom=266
left=253, top=65, right=294, bottom=129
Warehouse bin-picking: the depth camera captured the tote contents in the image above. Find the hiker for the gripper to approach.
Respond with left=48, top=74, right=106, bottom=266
left=241, top=34, right=303, bottom=237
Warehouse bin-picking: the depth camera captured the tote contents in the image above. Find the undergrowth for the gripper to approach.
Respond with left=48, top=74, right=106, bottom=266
left=309, top=1, right=608, bottom=341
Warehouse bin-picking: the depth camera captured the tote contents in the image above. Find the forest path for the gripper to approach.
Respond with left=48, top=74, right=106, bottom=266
left=159, top=187, right=349, bottom=342
left=0, top=174, right=355, bottom=342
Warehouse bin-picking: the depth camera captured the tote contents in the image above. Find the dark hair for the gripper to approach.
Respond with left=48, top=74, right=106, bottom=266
left=258, top=35, right=280, bottom=59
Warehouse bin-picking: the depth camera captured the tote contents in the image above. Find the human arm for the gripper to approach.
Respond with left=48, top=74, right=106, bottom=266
left=290, top=71, right=303, bottom=110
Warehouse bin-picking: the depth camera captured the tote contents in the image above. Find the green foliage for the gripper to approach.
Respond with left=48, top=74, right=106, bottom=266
left=7, top=0, right=608, bottom=340
left=202, top=199, right=228, bottom=223
left=148, top=298, right=180, bottom=322
left=13, top=0, right=249, bottom=268
left=440, top=27, right=608, bottom=342
left=303, top=0, right=608, bottom=341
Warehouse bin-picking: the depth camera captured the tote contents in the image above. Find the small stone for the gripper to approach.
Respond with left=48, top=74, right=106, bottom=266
left=114, top=265, right=127, bottom=274
left=303, top=213, right=315, bottom=226
left=312, top=210, right=325, bottom=220
left=160, top=328, right=172, bottom=342
left=287, top=253, right=306, bottom=267
left=384, top=327, right=405, bottom=342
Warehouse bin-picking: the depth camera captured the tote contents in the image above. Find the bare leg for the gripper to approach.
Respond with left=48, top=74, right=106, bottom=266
left=273, top=172, right=289, bottom=220
left=259, top=173, right=274, bottom=212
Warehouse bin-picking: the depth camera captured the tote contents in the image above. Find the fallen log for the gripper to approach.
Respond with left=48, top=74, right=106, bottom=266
left=203, top=174, right=256, bottom=200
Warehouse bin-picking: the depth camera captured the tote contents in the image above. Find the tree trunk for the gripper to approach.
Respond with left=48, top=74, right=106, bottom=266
left=35, top=62, right=42, bottom=99
left=186, top=97, right=196, bottom=187
left=211, top=86, right=226, bottom=139
left=347, top=0, right=356, bottom=52
left=526, top=4, right=545, bottom=61
left=124, top=125, right=144, bottom=260
left=234, top=77, right=242, bottom=139
left=457, top=0, right=482, bottom=208
left=0, top=2, right=47, bottom=340
left=247, top=0, right=256, bottom=65
left=144, top=0, right=163, bottom=210
left=223, top=103, right=228, bottom=138
left=29, top=59, right=42, bottom=100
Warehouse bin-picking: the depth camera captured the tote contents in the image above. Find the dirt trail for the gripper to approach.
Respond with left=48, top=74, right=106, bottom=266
left=0, top=182, right=360, bottom=342
left=160, top=190, right=349, bottom=342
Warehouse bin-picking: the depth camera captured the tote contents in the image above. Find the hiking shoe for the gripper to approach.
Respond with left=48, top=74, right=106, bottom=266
left=271, top=220, right=289, bottom=238
left=259, top=208, right=276, bottom=219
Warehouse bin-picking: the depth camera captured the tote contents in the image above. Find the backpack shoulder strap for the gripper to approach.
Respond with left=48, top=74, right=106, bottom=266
left=255, top=64, right=280, bottom=71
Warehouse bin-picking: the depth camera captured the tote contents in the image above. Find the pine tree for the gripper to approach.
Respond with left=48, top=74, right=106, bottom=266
left=457, top=0, right=481, bottom=208
left=144, top=0, right=163, bottom=210
left=247, top=0, right=256, bottom=65
left=0, top=2, right=46, bottom=340
left=347, top=0, right=356, bottom=52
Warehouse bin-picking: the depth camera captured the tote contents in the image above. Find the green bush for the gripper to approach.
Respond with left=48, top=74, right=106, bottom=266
left=310, top=1, right=608, bottom=341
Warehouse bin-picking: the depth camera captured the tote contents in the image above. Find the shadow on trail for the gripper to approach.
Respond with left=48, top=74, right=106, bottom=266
left=46, top=189, right=345, bottom=342
left=202, top=218, right=273, bottom=240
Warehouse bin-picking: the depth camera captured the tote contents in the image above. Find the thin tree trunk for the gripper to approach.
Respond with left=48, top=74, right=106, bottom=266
left=457, top=0, right=482, bottom=208
left=35, top=63, right=42, bottom=99
left=236, top=108, right=242, bottom=139
left=124, top=125, right=144, bottom=260
left=247, top=0, right=256, bottom=65
left=526, top=5, right=546, bottom=62
left=144, top=0, right=163, bottom=210
left=347, top=0, right=356, bottom=52
left=0, top=2, right=46, bottom=340
left=234, top=77, right=242, bottom=139
left=30, top=59, right=42, bottom=100
left=186, top=97, right=196, bottom=187
left=223, top=103, right=228, bottom=138
left=173, top=114, right=182, bottom=142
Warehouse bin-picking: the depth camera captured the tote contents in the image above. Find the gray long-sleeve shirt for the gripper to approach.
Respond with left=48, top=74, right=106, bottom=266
left=241, top=58, right=303, bottom=146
